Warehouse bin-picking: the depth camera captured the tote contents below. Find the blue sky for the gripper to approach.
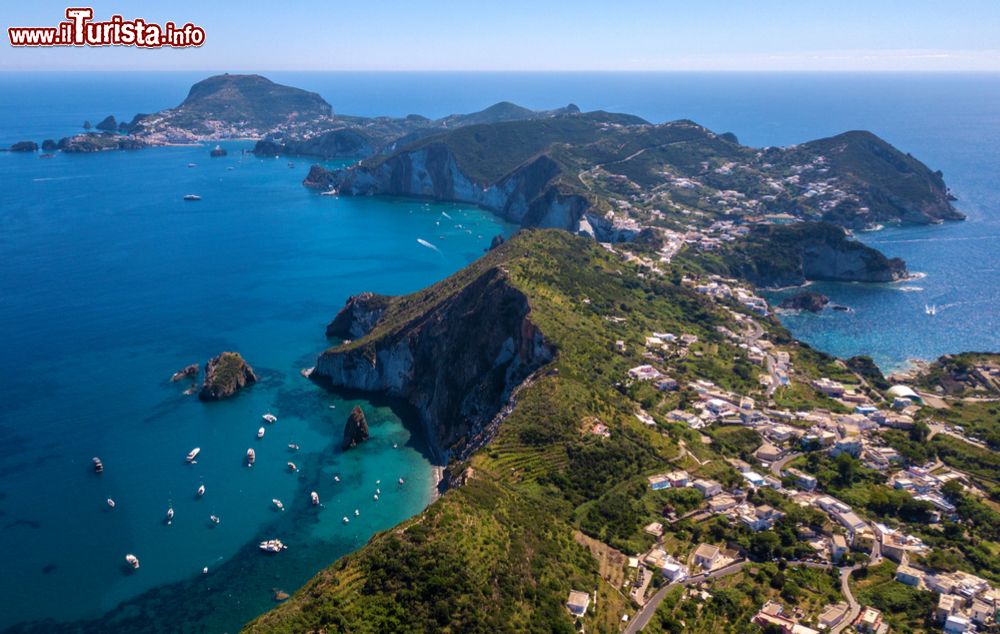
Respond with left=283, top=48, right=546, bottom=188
left=3, top=0, right=1000, bottom=71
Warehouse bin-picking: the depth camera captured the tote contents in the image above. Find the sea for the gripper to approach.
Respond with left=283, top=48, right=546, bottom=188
left=0, top=71, right=997, bottom=631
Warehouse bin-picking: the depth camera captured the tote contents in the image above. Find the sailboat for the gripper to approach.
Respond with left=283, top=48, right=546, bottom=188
left=925, top=304, right=937, bottom=316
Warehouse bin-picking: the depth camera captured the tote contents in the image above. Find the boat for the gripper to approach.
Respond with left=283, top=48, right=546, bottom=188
left=272, top=498, right=284, bottom=511
left=376, top=488, right=380, bottom=495
left=187, top=163, right=196, bottom=168
left=333, top=475, right=341, bottom=483
left=259, top=539, right=287, bottom=553
left=262, top=413, right=277, bottom=424
left=209, top=514, right=220, bottom=525
left=376, top=479, right=381, bottom=485
left=398, top=478, right=405, bottom=485
left=925, top=303, right=938, bottom=316
left=287, top=462, right=297, bottom=472
left=40, top=153, right=54, bottom=159
left=197, top=484, right=205, bottom=497
left=126, top=554, right=140, bottom=569
left=183, top=194, right=201, bottom=201
left=310, top=491, right=319, bottom=506
left=373, top=494, right=379, bottom=501
left=92, top=457, right=104, bottom=473
left=107, top=498, right=116, bottom=508
left=287, top=443, right=299, bottom=451
left=342, top=516, right=350, bottom=524
left=186, top=447, right=201, bottom=463
left=246, top=448, right=255, bottom=467
left=166, top=507, right=174, bottom=525
left=210, top=145, right=227, bottom=158
left=257, top=426, right=265, bottom=439
left=354, top=509, right=360, bottom=517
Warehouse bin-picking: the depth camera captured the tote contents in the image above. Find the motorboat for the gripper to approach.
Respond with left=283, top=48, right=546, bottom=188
left=354, top=509, right=360, bottom=517
left=311, top=491, right=319, bottom=506
left=398, top=478, right=405, bottom=485
left=272, top=498, right=284, bottom=511
left=257, top=426, right=265, bottom=439
left=246, top=448, right=255, bottom=467
left=262, top=413, right=277, bottom=424
left=259, top=539, right=287, bottom=553
left=333, top=475, right=341, bottom=483
left=93, top=457, right=104, bottom=473
left=126, top=554, right=140, bottom=569
left=183, top=194, right=201, bottom=201
left=186, top=447, right=201, bottom=463
left=287, top=444, right=299, bottom=451
left=342, top=516, right=349, bottom=524
left=287, top=462, right=297, bottom=472
left=209, top=514, right=220, bottom=525
left=197, top=484, right=205, bottom=497
left=166, top=507, right=174, bottom=525
left=107, top=498, right=116, bottom=508
left=373, top=494, right=379, bottom=501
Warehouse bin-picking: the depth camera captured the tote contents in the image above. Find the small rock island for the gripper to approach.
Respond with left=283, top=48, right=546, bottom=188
left=198, top=352, right=257, bottom=401
left=342, top=406, right=369, bottom=449
left=170, top=363, right=200, bottom=382
left=779, top=291, right=831, bottom=313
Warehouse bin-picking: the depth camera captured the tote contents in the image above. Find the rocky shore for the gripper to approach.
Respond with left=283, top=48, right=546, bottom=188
left=198, top=352, right=257, bottom=401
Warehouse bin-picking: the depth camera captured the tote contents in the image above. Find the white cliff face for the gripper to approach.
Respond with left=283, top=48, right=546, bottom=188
left=332, top=144, right=592, bottom=233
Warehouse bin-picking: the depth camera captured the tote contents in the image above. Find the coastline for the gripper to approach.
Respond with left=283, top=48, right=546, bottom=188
left=430, top=465, right=445, bottom=503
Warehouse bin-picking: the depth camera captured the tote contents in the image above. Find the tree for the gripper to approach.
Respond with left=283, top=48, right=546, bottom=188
left=751, top=531, right=781, bottom=560
left=834, top=452, right=859, bottom=486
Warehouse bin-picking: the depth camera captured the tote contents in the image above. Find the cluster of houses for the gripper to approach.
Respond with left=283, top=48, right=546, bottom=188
left=894, top=563, right=997, bottom=633
left=888, top=465, right=965, bottom=517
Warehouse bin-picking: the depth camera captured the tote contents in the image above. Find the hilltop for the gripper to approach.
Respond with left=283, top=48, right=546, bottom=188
left=307, top=113, right=962, bottom=236
left=127, top=74, right=333, bottom=139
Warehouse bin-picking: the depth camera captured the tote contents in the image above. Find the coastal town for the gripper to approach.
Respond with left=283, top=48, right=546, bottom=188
left=561, top=269, right=1000, bottom=633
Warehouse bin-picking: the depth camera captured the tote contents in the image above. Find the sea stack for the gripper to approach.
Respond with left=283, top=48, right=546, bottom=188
left=779, top=291, right=830, bottom=313
left=342, top=406, right=369, bottom=450
left=198, top=352, right=257, bottom=401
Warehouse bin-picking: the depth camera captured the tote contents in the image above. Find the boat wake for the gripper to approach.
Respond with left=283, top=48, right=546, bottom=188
left=416, top=238, right=441, bottom=253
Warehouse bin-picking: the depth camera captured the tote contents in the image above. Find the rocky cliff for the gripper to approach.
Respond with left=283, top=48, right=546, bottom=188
left=325, top=292, right=390, bottom=339
left=312, top=264, right=555, bottom=463
left=305, top=145, right=596, bottom=234
left=198, top=352, right=258, bottom=401
left=713, top=222, right=908, bottom=288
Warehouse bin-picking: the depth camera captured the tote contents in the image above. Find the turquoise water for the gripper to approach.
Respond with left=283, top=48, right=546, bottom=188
left=0, top=142, right=512, bottom=631
left=0, top=72, right=998, bottom=631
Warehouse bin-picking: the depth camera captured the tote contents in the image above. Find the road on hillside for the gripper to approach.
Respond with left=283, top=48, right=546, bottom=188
left=624, top=560, right=745, bottom=633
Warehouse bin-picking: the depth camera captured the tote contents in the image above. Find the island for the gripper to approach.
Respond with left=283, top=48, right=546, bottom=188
left=198, top=352, right=257, bottom=401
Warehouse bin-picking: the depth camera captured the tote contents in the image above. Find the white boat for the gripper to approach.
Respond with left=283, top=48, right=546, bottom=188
left=925, top=303, right=938, bottom=316
left=187, top=163, right=196, bottom=168
left=166, top=507, right=174, bottom=525
left=182, top=194, right=201, bottom=201
left=375, top=479, right=381, bottom=485
left=333, top=475, right=341, bottom=483
left=272, top=498, right=284, bottom=511
left=262, top=413, right=277, bottom=424
left=197, top=484, right=205, bottom=497
left=126, top=554, right=140, bottom=569
left=186, top=447, right=200, bottom=463
left=209, top=514, right=220, bottom=525
left=310, top=491, right=319, bottom=505
left=398, top=478, right=405, bottom=485
left=259, top=539, right=287, bottom=553
left=257, top=427, right=265, bottom=439
left=375, top=488, right=380, bottom=495
left=354, top=509, right=360, bottom=517
left=107, top=498, right=116, bottom=508
left=287, top=443, right=299, bottom=451
left=342, top=516, right=350, bottom=524
left=287, top=462, right=297, bottom=472
left=373, top=494, right=379, bottom=501
left=246, top=448, right=255, bottom=467
left=93, top=457, right=104, bottom=473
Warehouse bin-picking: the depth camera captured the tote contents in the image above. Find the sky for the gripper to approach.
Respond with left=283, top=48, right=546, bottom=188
left=2, top=0, right=1000, bottom=72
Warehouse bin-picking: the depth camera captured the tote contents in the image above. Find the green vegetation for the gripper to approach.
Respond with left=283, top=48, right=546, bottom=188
left=850, top=562, right=936, bottom=633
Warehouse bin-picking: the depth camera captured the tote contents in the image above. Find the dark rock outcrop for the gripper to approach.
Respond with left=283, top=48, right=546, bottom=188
left=9, top=141, right=38, bottom=152
left=313, top=266, right=554, bottom=462
left=210, top=145, right=228, bottom=157
left=342, top=406, right=369, bottom=449
left=198, top=352, right=257, bottom=401
left=254, top=128, right=375, bottom=160
left=57, top=133, right=146, bottom=153
left=488, top=234, right=506, bottom=251
left=325, top=292, right=390, bottom=339
left=719, top=222, right=908, bottom=288
left=41, top=139, right=57, bottom=151
left=170, top=364, right=200, bottom=382
left=95, top=115, right=118, bottom=132
left=779, top=291, right=830, bottom=313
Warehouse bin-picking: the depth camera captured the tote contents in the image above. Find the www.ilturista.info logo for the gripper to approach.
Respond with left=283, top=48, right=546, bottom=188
left=8, top=8, right=205, bottom=48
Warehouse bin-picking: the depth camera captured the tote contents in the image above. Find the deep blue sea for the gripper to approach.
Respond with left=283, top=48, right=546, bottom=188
left=0, top=72, right=998, bottom=631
